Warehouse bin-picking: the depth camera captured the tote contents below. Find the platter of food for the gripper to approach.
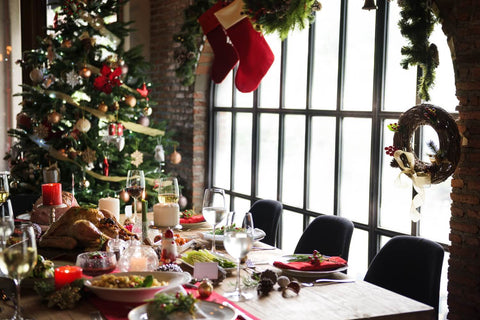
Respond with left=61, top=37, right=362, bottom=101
left=128, top=299, right=235, bottom=320
left=180, top=249, right=237, bottom=273
left=84, top=271, right=191, bottom=303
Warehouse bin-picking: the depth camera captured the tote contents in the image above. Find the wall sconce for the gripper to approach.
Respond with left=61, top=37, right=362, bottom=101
left=362, top=0, right=378, bottom=10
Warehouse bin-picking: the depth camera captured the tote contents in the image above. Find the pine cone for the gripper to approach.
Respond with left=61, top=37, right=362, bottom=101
left=257, top=278, right=275, bottom=296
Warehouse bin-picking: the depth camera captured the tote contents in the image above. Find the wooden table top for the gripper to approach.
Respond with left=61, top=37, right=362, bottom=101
left=0, top=215, right=435, bottom=320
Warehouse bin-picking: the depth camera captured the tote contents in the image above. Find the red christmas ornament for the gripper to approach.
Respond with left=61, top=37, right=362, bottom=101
left=93, top=65, right=122, bottom=94
left=136, top=83, right=150, bottom=98
left=103, top=156, right=109, bottom=176
left=116, top=123, right=124, bottom=136
left=16, top=112, right=32, bottom=129
left=108, top=123, right=117, bottom=136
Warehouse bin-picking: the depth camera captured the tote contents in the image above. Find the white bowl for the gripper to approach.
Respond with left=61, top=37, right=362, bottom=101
left=84, top=271, right=191, bottom=303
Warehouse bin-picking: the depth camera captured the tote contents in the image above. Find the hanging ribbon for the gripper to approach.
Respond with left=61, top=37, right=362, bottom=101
left=393, top=150, right=431, bottom=222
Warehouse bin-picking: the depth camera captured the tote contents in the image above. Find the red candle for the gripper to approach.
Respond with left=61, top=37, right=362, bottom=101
left=54, top=265, right=83, bottom=289
left=42, top=183, right=62, bottom=205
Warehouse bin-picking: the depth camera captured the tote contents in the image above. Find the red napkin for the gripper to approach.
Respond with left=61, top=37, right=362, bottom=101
left=273, top=256, right=347, bottom=271
left=89, top=287, right=259, bottom=320
left=180, top=214, right=206, bottom=224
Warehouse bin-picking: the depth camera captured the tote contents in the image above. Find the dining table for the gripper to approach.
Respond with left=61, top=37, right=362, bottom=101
left=0, top=213, right=435, bottom=320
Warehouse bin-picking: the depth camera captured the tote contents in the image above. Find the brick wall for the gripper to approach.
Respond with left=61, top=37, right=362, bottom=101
left=437, top=0, right=480, bottom=318
left=149, top=0, right=211, bottom=210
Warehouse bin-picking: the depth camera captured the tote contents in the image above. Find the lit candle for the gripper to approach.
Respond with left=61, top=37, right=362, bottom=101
left=98, top=197, right=120, bottom=221
left=54, top=265, right=83, bottom=289
left=129, top=256, right=148, bottom=271
left=42, top=183, right=62, bottom=206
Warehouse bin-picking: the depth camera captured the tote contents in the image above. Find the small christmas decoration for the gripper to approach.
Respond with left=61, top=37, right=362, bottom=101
left=103, top=156, right=109, bottom=176
left=47, top=111, right=61, bottom=124
left=130, top=150, right=144, bottom=167
left=154, top=145, right=165, bottom=162
left=198, top=279, right=213, bottom=298
left=138, top=116, right=150, bottom=127
left=75, top=118, right=91, bottom=133
left=116, top=136, right=125, bottom=151
left=81, top=147, right=97, bottom=163
left=143, top=107, right=152, bottom=116
left=30, top=68, right=44, bottom=83
left=119, top=189, right=130, bottom=203
left=170, top=146, right=182, bottom=165
left=93, top=65, right=122, bottom=94
left=79, top=66, right=91, bottom=78
left=79, top=177, right=90, bottom=189
left=136, top=83, right=150, bottom=98
left=97, top=102, right=108, bottom=113
left=125, top=95, right=137, bottom=107
left=65, top=69, right=82, bottom=88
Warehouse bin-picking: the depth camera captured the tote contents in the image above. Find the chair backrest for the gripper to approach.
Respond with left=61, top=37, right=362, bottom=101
left=364, top=235, right=444, bottom=318
left=249, top=199, right=282, bottom=246
left=294, top=215, right=354, bottom=261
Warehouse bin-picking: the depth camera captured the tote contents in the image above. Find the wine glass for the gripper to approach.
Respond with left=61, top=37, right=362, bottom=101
left=0, top=223, right=37, bottom=319
left=157, top=177, right=179, bottom=204
left=126, top=170, right=145, bottom=223
left=0, top=200, right=14, bottom=251
left=223, top=211, right=254, bottom=301
left=0, top=172, right=10, bottom=215
left=202, top=188, right=227, bottom=253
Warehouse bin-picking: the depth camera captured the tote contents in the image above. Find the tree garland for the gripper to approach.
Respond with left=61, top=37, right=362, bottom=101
left=397, top=0, right=439, bottom=101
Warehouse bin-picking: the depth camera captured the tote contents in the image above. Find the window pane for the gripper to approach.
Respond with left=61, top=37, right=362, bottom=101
left=308, top=117, right=336, bottom=214
left=213, top=112, right=232, bottom=189
left=339, top=118, right=371, bottom=224
left=233, top=113, right=252, bottom=194
left=258, top=114, right=279, bottom=199
left=419, top=126, right=450, bottom=244
left=214, top=72, right=233, bottom=107
left=284, top=28, right=309, bottom=109
left=348, top=229, right=369, bottom=279
left=343, top=2, right=375, bottom=111
left=311, top=4, right=341, bottom=110
left=384, top=2, right=417, bottom=111
left=235, top=90, right=253, bottom=108
left=280, top=210, right=303, bottom=253
left=233, top=197, right=252, bottom=218
left=379, top=119, right=412, bottom=233
left=282, top=115, right=305, bottom=207
left=428, top=23, right=457, bottom=112
left=259, top=34, right=282, bottom=109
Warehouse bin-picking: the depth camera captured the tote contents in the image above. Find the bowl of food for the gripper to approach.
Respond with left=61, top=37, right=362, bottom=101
left=85, top=271, right=192, bottom=303
left=75, top=251, right=117, bottom=277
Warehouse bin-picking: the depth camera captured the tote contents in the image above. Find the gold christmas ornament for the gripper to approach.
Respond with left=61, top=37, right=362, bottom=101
left=119, top=189, right=130, bottom=202
left=98, top=102, right=109, bottom=113
left=75, top=118, right=91, bottom=133
left=198, top=279, right=213, bottom=298
left=110, top=101, right=120, bottom=112
left=170, top=146, right=182, bottom=165
left=29, top=68, right=44, bottom=83
left=79, top=66, right=92, bottom=78
left=47, top=111, right=61, bottom=124
left=62, top=39, right=73, bottom=48
left=125, top=95, right=137, bottom=107
left=79, top=177, right=90, bottom=189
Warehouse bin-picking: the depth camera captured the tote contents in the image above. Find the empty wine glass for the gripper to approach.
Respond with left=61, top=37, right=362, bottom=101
left=202, top=188, right=227, bottom=253
left=223, top=211, right=254, bottom=301
left=0, top=223, right=37, bottom=319
left=157, top=177, right=179, bottom=204
left=126, top=170, right=145, bottom=223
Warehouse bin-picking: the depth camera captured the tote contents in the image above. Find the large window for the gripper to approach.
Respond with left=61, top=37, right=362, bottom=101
left=209, top=1, right=455, bottom=318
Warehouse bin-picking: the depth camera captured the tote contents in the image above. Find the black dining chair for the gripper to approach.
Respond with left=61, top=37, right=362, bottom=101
left=248, top=199, right=282, bottom=247
left=364, top=235, right=444, bottom=319
left=294, top=215, right=354, bottom=261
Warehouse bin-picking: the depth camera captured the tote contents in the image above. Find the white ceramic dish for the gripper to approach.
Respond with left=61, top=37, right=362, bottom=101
left=128, top=300, right=236, bottom=320
left=180, top=221, right=209, bottom=229
left=179, top=251, right=237, bottom=273
left=84, top=271, right=191, bottom=303
left=273, top=254, right=348, bottom=278
left=202, top=228, right=266, bottom=243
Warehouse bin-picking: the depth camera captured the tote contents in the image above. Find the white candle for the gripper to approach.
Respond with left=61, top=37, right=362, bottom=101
left=129, top=256, right=148, bottom=271
left=98, top=197, right=120, bottom=221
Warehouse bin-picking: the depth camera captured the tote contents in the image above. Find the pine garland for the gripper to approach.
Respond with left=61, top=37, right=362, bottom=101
left=398, top=0, right=439, bottom=101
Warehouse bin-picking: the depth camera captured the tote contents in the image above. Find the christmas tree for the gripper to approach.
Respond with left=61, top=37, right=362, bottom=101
left=5, top=0, right=176, bottom=208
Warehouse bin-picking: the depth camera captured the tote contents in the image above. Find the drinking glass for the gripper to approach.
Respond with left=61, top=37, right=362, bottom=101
left=223, top=211, right=254, bottom=301
left=0, top=201, right=14, bottom=251
left=0, top=223, right=37, bottom=319
left=0, top=172, right=10, bottom=217
left=202, top=188, right=227, bottom=253
left=157, top=177, right=179, bottom=204
left=126, top=170, right=145, bottom=223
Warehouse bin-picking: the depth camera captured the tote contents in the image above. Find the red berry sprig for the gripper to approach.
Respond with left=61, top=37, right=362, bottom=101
left=387, top=122, right=399, bottom=132
left=384, top=145, right=399, bottom=157
left=308, top=250, right=324, bottom=266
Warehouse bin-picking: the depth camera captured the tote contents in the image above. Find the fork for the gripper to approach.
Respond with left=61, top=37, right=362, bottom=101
left=301, top=278, right=355, bottom=287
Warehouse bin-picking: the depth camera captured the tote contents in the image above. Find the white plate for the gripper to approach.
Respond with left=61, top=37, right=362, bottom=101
left=84, top=271, right=191, bottom=303
left=180, top=221, right=209, bottom=229
left=202, top=228, right=266, bottom=243
left=273, top=255, right=348, bottom=278
left=179, top=251, right=237, bottom=273
left=17, top=213, right=31, bottom=220
left=128, top=300, right=236, bottom=320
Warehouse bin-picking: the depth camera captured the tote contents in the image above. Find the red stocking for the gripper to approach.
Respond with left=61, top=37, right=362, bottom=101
left=198, top=2, right=239, bottom=84
left=215, top=0, right=274, bottom=93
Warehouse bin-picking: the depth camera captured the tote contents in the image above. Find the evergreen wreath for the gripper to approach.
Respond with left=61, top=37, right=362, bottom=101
left=397, top=0, right=439, bottom=101
left=389, top=104, right=460, bottom=184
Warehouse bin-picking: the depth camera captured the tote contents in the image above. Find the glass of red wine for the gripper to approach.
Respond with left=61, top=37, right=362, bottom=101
left=126, top=170, right=145, bottom=223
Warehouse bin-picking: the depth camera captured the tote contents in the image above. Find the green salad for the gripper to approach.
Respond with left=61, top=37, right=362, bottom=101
left=182, top=249, right=236, bottom=268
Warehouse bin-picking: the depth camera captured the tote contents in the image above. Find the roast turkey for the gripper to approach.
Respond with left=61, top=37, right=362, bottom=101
left=39, top=207, right=137, bottom=251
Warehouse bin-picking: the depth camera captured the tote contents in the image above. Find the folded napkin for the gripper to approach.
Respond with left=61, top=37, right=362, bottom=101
left=180, top=215, right=206, bottom=224
left=273, top=256, right=347, bottom=271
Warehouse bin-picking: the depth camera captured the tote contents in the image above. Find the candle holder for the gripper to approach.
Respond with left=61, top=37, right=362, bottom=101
left=37, top=203, right=67, bottom=225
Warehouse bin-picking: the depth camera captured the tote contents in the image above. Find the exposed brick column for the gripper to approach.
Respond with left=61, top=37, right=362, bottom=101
left=149, top=0, right=212, bottom=210
left=438, top=0, right=480, bottom=318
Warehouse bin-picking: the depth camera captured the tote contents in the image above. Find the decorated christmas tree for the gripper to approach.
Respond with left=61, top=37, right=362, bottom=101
left=5, top=0, right=177, bottom=207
